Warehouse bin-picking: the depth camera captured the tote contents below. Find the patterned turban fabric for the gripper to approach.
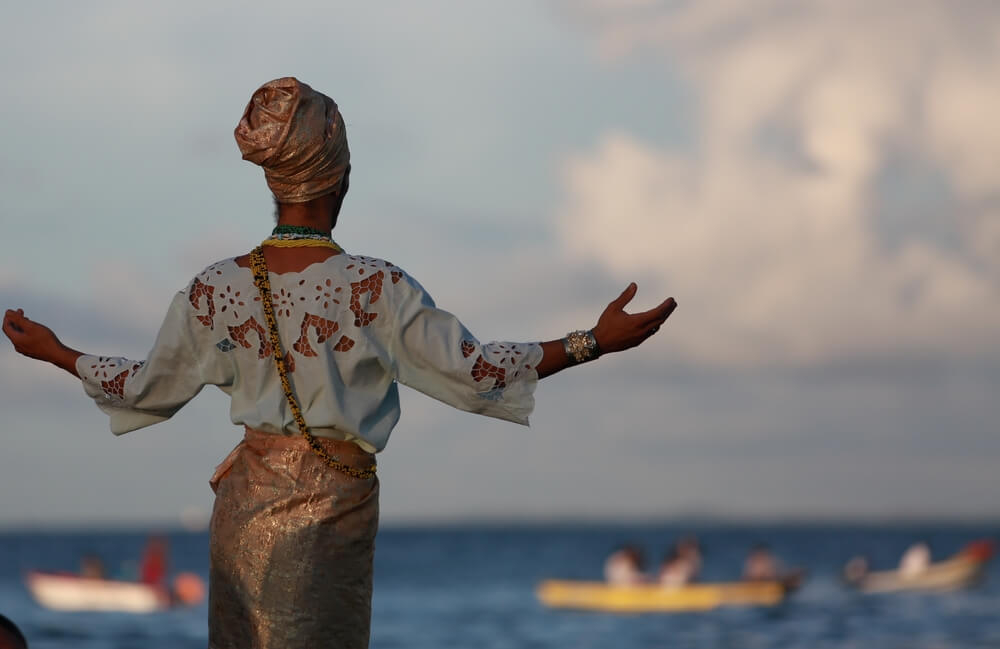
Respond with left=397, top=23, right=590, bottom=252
left=235, top=77, right=350, bottom=203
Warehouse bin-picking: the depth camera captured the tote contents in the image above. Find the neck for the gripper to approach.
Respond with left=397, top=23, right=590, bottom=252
left=275, top=193, right=340, bottom=233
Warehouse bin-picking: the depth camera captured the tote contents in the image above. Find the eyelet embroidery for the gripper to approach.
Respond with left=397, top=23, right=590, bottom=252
left=293, top=314, right=341, bottom=357
left=228, top=316, right=273, bottom=359
left=461, top=340, right=538, bottom=400
left=217, top=284, right=246, bottom=319
left=183, top=258, right=536, bottom=402
left=349, top=270, right=384, bottom=326
left=190, top=256, right=393, bottom=365
left=84, top=357, right=144, bottom=400
left=82, top=255, right=541, bottom=418
left=471, top=355, right=507, bottom=391
left=272, top=287, right=298, bottom=319
left=189, top=278, right=216, bottom=329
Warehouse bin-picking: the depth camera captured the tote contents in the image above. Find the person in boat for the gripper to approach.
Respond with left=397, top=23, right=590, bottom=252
left=657, top=535, right=702, bottom=586
left=0, top=614, right=27, bottom=649
left=842, top=555, right=870, bottom=584
left=658, top=546, right=694, bottom=587
left=79, top=553, right=106, bottom=579
left=139, top=535, right=168, bottom=589
left=604, top=545, right=647, bottom=585
left=743, top=543, right=805, bottom=588
left=676, top=535, right=702, bottom=581
left=899, top=541, right=932, bottom=577
left=2, top=77, right=678, bottom=649
left=743, top=543, right=779, bottom=581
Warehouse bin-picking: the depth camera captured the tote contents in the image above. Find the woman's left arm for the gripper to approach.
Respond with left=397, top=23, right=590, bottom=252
left=387, top=272, right=676, bottom=426
left=533, top=282, right=677, bottom=379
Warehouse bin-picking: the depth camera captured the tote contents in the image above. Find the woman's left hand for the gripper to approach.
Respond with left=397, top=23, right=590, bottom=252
left=591, top=283, right=677, bottom=354
left=3, top=309, right=64, bottom=363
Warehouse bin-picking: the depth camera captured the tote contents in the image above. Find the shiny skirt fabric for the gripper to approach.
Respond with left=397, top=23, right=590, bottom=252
left=208, top=428, right=379, bottom=649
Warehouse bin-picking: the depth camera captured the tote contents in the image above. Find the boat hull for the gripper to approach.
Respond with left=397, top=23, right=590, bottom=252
left=26, top=572, right=168, bottom=613
left=536, top=579, right=787, bottom=613
left=854, top=557, right=987, bottom=594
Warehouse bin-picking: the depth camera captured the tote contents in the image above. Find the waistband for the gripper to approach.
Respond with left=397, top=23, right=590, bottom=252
left=241, top=426, right=376, bottom=463
left=210, top=427, right=376, bottom=491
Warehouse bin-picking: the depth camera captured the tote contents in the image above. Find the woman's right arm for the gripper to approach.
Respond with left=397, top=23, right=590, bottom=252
left=4, top=286, right=229, bottom=434
left=2, top=308, right=83, bottom=376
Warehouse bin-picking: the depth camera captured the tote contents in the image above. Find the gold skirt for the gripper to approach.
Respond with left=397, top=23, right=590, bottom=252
left=208, top=428, right=379, bottom=649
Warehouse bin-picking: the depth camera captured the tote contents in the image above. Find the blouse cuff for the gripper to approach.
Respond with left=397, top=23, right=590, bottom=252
left=77, top=355, right=144, bottom=405
left=466, top=341, right=543, bottom=426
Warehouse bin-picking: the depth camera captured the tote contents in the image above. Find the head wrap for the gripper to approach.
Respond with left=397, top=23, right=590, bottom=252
left=235, top=77, right=350, bottom=203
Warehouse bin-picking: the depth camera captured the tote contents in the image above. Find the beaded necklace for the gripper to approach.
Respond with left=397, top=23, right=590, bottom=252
left=273, top=224, right=328, bottom=237
left=262, top=225, right=344, bottom=251
left=249, top=245, right=376, bottom=479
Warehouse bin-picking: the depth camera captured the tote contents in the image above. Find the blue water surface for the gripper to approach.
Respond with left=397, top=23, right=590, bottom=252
left=0, top=522, right=998, bottom=648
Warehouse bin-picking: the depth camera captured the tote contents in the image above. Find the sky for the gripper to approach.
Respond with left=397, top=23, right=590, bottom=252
left=1, top=0, right=998, bottom=527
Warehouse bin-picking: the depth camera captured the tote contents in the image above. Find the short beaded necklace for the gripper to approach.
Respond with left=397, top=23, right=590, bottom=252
left=262, top=225, right=344, bottom=251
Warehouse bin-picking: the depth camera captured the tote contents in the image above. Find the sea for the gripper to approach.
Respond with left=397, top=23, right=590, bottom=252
left=0, top=522, right=998, bottom=649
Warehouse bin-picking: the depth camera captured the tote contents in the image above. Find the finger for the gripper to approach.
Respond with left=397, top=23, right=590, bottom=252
left=610, top=283, right=638, bottom=311
left=4, top=309, right=34, bottom=335
left=635, top=297, right=677, bottom=326
left=6, top=309, right=28, bottom=326
left=2, top=317, right=24, bottom=339
left=650, top=304, right=674, bottom=330
left=660, top=297, right=678, bottom=319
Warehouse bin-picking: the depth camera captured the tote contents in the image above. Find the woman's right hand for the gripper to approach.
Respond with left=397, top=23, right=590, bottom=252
left=2, top=309, right=82, bottom=376
left=591, top=283, right=677, bottom=355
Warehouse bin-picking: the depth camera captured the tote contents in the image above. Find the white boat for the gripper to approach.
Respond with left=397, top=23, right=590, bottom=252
left=847, top=540, right=995, bottom=594
left=25, top=571, right=169, bottom=613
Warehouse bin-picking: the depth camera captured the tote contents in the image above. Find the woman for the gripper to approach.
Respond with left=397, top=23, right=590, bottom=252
left=3, top=77, right=677, bottom=648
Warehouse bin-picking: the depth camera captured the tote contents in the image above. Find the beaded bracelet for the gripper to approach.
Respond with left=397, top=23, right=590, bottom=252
left=563, top=330, right=601, bottom=364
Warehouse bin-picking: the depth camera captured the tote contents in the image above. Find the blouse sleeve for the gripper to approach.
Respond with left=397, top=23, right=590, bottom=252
left=388, top=272, right=543, bottom=425
left=76, top=283, right=232, bottom=435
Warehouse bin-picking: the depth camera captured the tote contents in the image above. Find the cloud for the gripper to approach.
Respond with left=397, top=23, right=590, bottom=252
left=0, top=267, right=150, bottom=401
left=0, top=230, right=239, bottom=403
left=553, top=0, right=1000, bottom=368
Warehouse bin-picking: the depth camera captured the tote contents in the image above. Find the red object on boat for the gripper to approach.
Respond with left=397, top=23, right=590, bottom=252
left=961, top=539, right=996, bottom=562
left=140, top=536, right=169, bottom=586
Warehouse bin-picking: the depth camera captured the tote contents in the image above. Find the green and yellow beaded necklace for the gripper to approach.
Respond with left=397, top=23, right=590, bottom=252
left=262, top=224, right=344, bottom=251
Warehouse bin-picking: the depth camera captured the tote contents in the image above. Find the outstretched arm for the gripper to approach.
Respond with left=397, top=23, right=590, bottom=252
left=389, top=272, right=677, bottom=426
left=5, top=288, right=227, bottom=435
left=2, top=309, right=83, bottom=376
left=534, top=283, right=677, bottom=379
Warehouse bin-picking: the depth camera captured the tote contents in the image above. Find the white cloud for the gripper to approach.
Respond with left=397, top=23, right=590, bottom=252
left=554, top=0, right=1000, bottom=368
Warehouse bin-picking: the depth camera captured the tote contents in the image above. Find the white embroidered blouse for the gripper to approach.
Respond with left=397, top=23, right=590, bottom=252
left=76, top=253, right=543, bottom=453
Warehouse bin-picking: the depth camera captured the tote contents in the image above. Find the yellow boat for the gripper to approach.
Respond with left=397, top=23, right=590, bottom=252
left=536, top=579, right=791, bottom=613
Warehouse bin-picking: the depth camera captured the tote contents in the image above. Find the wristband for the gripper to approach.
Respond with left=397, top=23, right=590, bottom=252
left=563, top=329, right=601, bottom=364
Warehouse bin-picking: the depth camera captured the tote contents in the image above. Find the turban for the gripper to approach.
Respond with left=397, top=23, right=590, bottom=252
left=235, top=77, right=350, bottom=203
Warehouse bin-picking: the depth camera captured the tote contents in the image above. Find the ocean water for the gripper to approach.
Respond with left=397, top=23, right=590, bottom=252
left=0, top=522, right=998, bottom=649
